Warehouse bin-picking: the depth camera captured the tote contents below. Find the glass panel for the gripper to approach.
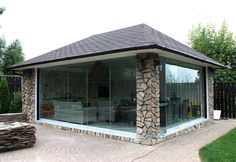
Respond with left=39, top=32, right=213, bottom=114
left=87, top=61, right=110, bottom=126
left=39, top=67, right=87, bottom=124
left=160, top=60, right=205, bottom=132
left=39, top=56, right=136, bottom=132
left=110, top=58, right=136, bottom=132
left=159, top=58, right=167, bottom=133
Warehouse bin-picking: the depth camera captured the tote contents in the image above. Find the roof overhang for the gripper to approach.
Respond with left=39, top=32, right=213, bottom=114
left=11, top=46, right=224, bottom=70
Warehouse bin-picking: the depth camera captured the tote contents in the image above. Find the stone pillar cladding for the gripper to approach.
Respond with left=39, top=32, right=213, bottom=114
left=135, top=53, right=160, bottom=145
left=208, top=68, right=214, bottom=121
left=22, top=69, right=35, bottom=123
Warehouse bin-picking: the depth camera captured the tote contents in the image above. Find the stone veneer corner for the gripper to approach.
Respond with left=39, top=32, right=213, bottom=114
left=208, top=67, right=214, bottom=122
left=22, top=69, right=35, bottom=123
left=135, top=53, right=160, bottom=145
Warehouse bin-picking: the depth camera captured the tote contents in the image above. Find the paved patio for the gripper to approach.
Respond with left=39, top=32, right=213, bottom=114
left=0, top=120, right=236, bottom=162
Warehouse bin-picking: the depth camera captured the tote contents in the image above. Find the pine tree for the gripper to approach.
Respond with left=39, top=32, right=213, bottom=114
left=0, top=73, right=10, bottom=113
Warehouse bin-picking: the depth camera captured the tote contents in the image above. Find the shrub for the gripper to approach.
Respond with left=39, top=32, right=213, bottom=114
left=9, top=91, right=22, bottom=113
left=0, top=74, right=10, bottom=113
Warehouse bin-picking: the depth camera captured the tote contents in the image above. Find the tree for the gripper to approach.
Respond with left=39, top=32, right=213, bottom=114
left=0, top=38, right=24, bottom=75
left=0, top=7, right=5, bottom=15
left=0, top=37, right=6, bottom=71
left=2, top=40, right=24, bottom=74
left=0, top=73, right=10, bottom=114
left=188, top=21, right=236, bottom=83
left=0, top=7, right=24, bottom=74
left=0, top=7, right=6, bottom=71
left=0, top=7, right=23, bottom=114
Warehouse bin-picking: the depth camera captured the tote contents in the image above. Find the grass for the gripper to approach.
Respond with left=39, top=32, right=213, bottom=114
left=199, top=127, right=236, bottom=162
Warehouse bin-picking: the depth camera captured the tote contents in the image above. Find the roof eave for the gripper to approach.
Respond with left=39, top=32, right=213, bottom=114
left=11, top=44, right=224, bottom=70
left=155, top=46, right=225, bottom=68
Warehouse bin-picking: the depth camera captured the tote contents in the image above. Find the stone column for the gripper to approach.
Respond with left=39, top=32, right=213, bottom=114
left=22, top=69, right=35, bottom=123
left=136, top=53, right=160, bottom=145
left=208, top=68, right=214, bottom=121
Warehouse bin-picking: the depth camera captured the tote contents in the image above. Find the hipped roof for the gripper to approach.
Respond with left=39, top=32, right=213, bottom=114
left=11, top=24, right=224, bottom=69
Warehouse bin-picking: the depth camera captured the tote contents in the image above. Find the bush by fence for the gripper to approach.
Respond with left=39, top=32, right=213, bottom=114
left=0, top=75, right=22, bottom=114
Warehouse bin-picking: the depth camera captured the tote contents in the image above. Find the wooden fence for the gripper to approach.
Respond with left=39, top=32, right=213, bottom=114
left=0, top=75, right=22, bottom=96
left=214, top=83, right=236, bottom=118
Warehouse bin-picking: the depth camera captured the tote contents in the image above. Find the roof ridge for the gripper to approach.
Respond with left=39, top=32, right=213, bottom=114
left=142, top=24, right=155, bottom=44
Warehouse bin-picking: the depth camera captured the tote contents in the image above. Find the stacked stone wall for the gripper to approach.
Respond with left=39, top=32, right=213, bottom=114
left=135, top=53, right=160, bottom=145
left=22, top=69, right=35, bottom=123
left=0, top=113, right=27, bottom=122
left=208, top=68, right=214, bottom=121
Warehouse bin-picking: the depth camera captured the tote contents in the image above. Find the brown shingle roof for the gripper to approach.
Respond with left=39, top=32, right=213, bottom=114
left=12, top=24, right=223, bottom=68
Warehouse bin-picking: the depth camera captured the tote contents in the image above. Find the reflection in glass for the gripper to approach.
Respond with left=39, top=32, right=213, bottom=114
left=161, top=63, right=205, bottom=131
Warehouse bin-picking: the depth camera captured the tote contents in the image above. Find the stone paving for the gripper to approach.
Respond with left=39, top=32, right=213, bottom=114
left=0, top=120, right=236, bottom=162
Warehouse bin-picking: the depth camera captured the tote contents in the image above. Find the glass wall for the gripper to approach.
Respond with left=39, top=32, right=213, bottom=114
left=160, top=58, right=205, bottom=132
left=39, top=56, right=136, bottom=132
left=38, top=55, right=205, bottom=133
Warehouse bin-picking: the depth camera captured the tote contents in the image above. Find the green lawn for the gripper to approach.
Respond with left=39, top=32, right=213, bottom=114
left=199, top=127, right=236, bottom=162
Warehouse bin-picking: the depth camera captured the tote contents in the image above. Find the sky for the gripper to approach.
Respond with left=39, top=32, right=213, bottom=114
left=0, top=0, right=235, bottom=60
